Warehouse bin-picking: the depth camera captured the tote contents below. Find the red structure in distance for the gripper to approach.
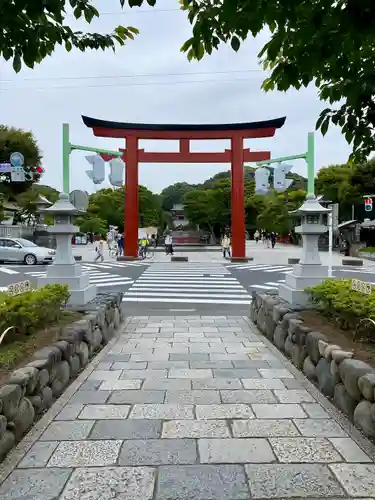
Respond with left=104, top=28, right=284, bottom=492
left=82, top=115, right=286, bottom=259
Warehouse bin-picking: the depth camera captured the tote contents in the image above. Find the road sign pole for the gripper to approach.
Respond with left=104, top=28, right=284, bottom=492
left=62, top=123, right=71, bottom=193
left=328, top=210, right=333, bottom=277
left=307, top=132, right=315, bottom=197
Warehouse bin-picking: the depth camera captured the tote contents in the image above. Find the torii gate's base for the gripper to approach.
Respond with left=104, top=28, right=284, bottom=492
left=231, top=257, right=253, bottom=263
left=82, top=116, right=286, bottom=260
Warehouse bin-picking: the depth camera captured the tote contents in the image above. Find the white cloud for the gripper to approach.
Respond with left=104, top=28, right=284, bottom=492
left=0, top=0, right=351, bottom=194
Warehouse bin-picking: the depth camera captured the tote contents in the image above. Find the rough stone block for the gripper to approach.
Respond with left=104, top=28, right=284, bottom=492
left=324, top=344, right=341, bottom=360
left=291, top=343, right=307, bottom=369
left=353, top=400, right=375, bottom=438
left=339, top=359, right=374, bottom=401
left=272, top=304, right=291, bottom=324
left=41, top=420, right=94, bottom=441
left=165, top=390, right=220, bottom=404
left=232, top=419, right=299, bottom=437
left=252, top=403, right=307, bottom=419
left=53, top=340, right=74, bottom=361
left=220, top=389, right=276, bottom=404
left=69, top=354, right=81, bottom=378
left=32, top=345, right=62, bottom=368
left=302, top=356, right=317, bottom=381
left=195, top=404, right=254, bottom=420
left=306, top=331, right=328, bottom=365
left=273, top=324, right=288, bottom=351
left=316, top=358, right=335, bottom=398
left=0, top=384, right=22, bottom=420
left=334, top=383, right=357, bottom=421
left=274, top=389, right=314, bottom=404
left=329, top=437, right=372, bottom=463
left=293, top=418, right=346, bottom=437
left=358, top=373, right=375, bottom=401
left=108, top=390, right=165, bottom=404
left=18, top=441, right=59, bottom=468
left=77, top=341, right=89, bottom=367
left=331, top=349, right=354, bottom=362
left=0, top=430, right=15, bottom=462
left=8, top=367, right=38, bottom=395
left=51, top=360, right=71, bottom=397
left=12, top=396, right=35, bottom=440
left=78, top=404, right=131, bottom=420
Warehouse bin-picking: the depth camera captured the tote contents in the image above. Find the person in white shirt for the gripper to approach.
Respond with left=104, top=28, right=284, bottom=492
left=221, top=234, right=231, bottom=258
left=95, top=239, right=104, bottom=262
left=165, top=233, right=173, bottom=255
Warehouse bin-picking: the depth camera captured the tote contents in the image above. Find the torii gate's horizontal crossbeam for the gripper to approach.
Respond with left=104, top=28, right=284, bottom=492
left=118, top=148, right=271, bottom=163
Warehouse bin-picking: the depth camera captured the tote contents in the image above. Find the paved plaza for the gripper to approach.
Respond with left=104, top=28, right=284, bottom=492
left=1, top=315, right=375, bottom=499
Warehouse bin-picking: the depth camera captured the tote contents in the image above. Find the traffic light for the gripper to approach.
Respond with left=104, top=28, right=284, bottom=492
left=255, top=167, right=270, bottom=195
left=273, top=163, right=294, bottom=192
left=109, top=158, right=124, bottom=187
left=85, top=155, right=105, bottom=184
left=365, top=198, right=373, bottom=212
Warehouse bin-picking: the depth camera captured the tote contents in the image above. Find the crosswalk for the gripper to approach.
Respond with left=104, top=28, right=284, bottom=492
left=226, top=263, right=293, bottom=273
left=122, top=263, right=251, bottom=305
left=25, top=263, right=134, bottom=288
left=249, top=279, right=286, bottom=291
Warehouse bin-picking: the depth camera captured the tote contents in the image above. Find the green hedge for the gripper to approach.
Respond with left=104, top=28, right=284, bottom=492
left=359, top=247, right=375, bottom=253
left=307, top=279, right=375, bottom=330
left=0, top=284, right=70, bottom=340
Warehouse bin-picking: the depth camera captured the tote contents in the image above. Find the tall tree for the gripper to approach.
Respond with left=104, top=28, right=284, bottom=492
left=160, top=182, right=196, bottom=211
left=1, top=0, right=139, bottom=72
left=0, top=125, right=43, bottom=196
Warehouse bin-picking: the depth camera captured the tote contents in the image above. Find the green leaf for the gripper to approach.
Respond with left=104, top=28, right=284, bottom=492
left=320, top=117, right=330, bottom=136
left=65, top=40, right=72, bottom=52
left=12, top=54, right=22, bottom=73
left=230, top=36, right=241, bottom=51
left=147, top=0, right=156, bottom=5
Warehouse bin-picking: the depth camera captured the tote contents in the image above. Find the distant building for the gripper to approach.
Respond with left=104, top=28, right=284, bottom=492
left=171, top=204, right=189, bottom=228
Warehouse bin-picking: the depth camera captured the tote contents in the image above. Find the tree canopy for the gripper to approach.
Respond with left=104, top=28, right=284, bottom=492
left=0, top=125, right=43, bottom=197
left=1, top=0, right=140, bottom=72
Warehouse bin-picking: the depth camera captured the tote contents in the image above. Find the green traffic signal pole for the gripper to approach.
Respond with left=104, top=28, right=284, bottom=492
left=256, top=132, right=315, bottom=197
left=62, top=123, right=123, bottom=193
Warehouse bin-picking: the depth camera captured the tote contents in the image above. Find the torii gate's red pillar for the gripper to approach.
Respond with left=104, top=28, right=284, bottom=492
left=231, top=136, right=245, bottom=259
left=124, top=136, right=139, bottom=258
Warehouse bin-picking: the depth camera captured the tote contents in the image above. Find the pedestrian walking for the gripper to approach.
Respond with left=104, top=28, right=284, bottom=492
left=270, top=231, right=277, bottom=249
left=94, top=239, right=104, bottom=262
left=254, top=229, right=260, bottom=243
left=221, top=234, right=231, bottom=258
left=165, top=232, right=173, bottom=255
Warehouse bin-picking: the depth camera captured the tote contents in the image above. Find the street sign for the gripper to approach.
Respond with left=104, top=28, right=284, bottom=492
left=365, top=198, right=373, bottom=212
left=0, top=163, right=12, bottom=172
left=8, top=280, right=31, bottom=296
left=10, top=152, right=24, bottom=168
left=351, top=278, right=372, bottom=295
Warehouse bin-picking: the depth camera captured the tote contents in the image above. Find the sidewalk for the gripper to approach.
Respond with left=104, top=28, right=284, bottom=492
left=1, top=316, right=374, bottom=499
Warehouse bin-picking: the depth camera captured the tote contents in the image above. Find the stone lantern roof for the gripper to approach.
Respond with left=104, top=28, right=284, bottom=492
left=290, top=195, right=331, bottom=216
left=35, top=194, right=52, bottom=207
left=42, top=192, right=83, bottom=216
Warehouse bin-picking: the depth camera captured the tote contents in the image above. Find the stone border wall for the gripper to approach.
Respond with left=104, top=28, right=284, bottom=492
left=0, top=291, right=124, bottom=462
left=250, top=291, right=375, bottom=439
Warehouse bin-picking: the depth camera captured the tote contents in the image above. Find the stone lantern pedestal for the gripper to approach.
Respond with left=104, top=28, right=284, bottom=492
left=279, top=195, right=331, bottom=307
left=38, top=193, right=96, bottom=305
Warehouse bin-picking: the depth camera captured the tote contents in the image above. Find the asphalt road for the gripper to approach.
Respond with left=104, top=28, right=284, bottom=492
left=1, top=260, right=374, bottom=316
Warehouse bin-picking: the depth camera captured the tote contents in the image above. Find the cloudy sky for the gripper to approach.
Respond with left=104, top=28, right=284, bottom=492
left=0, top=0, right=351, bottom=194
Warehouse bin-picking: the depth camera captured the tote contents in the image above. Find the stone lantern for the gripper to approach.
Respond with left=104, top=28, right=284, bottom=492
left=279, top=195, right=331, bottom=306
left=37, top=192, right=96, bottom=305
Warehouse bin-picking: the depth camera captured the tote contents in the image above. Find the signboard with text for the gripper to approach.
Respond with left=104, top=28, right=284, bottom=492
left=7, top=280, right=31, bottom=296
left=351, top=279, right=372, bottom=295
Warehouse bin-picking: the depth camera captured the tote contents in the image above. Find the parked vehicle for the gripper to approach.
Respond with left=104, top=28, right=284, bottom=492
left=0, top=237, right=55, bottom=265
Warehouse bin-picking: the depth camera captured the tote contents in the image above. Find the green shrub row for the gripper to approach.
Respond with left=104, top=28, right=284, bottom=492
left=0, top=284, right=70, bottom=340
left=359, top=246, right=375, bottom=253
left=307, top=279, right=375, bottom=330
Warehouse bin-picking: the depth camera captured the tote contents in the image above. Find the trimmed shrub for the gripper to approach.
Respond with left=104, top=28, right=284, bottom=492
left=0, top=285, right=70, bottom=339
left=307, top=279, right=375, bottom=330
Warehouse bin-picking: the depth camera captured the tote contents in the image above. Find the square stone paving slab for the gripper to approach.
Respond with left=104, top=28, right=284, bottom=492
left=40, top=420, right=94, bottom=441
left=220, top=389, right=276, bottom=404
left=192, top=378, right=242, bottom=390
left=156, top=464, right=249, bottom=500
left=270, top=437, right=343, bottom=463
left=274, top=389, right=315, bottom=403
left=245, top=463, right=346, bottom=498
left=162, top=420, right=230, bottom=438
left=48, top=440, right=122, bottom=467
left=119, top=438, right=197, bottom=465
left=199, top=438, right=275, bottom=463
left=59, top=466, right=155, bottom=500
left=129, top=404, right=194, bottom=419
left=90, top=419, right=162, bottom=440
left=232, top=419, right=300, bottom=437
left=329, top=463, right=375, bottom=497
left=78, top=404, right=131, bottom=419
left=329, top=437, right=373, bottom=463
left=241, top=378, right=286, bottom=390
left=195, top=404, right=254, bottom=419
left=165, top=390, right=220, bottom=404
left=18, top=441, right=59, bottom=468
left=293, top=418, right=347, bottom=437
left=252, top=403, right=307, bottom=419
left=55, top=404, right=84, bottom=421
left=108, top=390, right=165, bottom=404
left=0, top=468, right=72, bottom=500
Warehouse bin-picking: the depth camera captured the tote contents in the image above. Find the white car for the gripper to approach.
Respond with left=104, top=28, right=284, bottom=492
left=0, top=237, right=55, bottom=265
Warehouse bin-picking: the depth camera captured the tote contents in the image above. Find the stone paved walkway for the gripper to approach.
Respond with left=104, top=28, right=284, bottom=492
left=1, top=316, right=375, bottom=499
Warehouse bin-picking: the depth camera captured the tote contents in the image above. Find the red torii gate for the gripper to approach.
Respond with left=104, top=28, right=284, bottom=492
left=82, top=116, right=286, bottom=259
